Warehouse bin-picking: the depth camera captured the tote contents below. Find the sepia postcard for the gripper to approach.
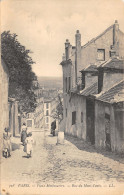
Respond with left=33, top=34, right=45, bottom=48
left=0, top=0, right=124, bottom=194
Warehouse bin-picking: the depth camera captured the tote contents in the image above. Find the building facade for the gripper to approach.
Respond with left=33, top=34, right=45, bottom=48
left=1, top=57, right=20, bottom=139
left=1, top=57, right=9, bottom=139
left=34, top=88, right=44, bottom=128
left=44, top=98, right=58, bottom=130
left=27, top=81, right=44, bottom=129
left=8, top=98, right=19, bottom=136
left=60, top=20, right=124, bottom=153
left=94, top=58, right=124, bottom=153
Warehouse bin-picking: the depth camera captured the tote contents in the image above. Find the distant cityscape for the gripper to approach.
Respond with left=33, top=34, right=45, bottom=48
left=38, top=76, right=63, bottom=90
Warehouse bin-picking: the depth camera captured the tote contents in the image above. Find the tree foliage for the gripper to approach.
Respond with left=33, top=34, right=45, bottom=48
left=1, top=31, right=37, bottom=113
left=52, top=94, right=63, bottom=122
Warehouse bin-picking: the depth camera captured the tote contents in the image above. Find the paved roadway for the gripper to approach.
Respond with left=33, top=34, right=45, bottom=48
left=1, top=130, right=124, bottom=194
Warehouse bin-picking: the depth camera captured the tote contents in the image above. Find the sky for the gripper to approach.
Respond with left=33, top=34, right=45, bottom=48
left=1, top=0, right=124, bottom=77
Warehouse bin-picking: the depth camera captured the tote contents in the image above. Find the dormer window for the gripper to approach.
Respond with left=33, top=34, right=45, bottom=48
left=97, top=49, right=105, bottom=61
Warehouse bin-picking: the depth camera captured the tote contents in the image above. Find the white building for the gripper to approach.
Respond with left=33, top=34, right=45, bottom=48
left=44, top=98, right=58, bottom=131
left=27, top=81, right=44, bottom=130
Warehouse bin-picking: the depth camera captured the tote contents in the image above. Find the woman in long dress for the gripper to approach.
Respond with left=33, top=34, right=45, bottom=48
left=21, top=123, right=27, bottom=145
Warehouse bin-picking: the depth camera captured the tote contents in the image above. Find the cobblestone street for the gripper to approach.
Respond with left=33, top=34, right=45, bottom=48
left=1, top=130, right=124, bottom=194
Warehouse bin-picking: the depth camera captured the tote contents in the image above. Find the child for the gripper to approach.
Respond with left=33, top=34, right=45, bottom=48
left=24, top=132, right=34, bottom=158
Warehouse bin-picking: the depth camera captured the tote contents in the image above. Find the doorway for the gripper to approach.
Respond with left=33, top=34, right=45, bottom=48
left=105, top=113, right=111, bottom=151
left=86, top=98, right=95, bottom=145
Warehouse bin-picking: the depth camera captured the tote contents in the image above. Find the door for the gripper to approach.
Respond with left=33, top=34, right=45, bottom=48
left=105, top=113, right=111, bottom=151
left=86, top=98, right=95, bottom=145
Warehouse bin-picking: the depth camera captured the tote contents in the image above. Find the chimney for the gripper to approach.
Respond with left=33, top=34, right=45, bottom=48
left=113, top=20, right=119, bottom=56
left=62, top=53, right=66, bottom=61
left=110, top=45, right=118, bottom=58
left=65, top=39, right=70, bottom=60
left=75, top=30, right=81, bottom=85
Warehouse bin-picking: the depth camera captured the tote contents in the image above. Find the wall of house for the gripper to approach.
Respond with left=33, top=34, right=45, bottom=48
left=71, top=54, right=77, bottom=88
left=103, top=72, right=124, bottom=92
left=95, top=100, right=106, bottom=149
left=1, top=59, right=9, bottom=141
left=44, top=98, right=58, bottom=130
left=33, top=88, right=44, bottom=128
left=44, top=102, right=50, bottom=130
left=9, top=100, right=19, bottom=136
left=62, top=22, right=124, bottom=91
left=118, top=30, right=124, bottom=58
left=80, top=27, right=114, bottom=73
left=95, top=100, right=124, bottom=153
left=85, top=73, right=98, bottom=88
left=111, top=105, right=124, bottom=153
left=63, top=63, right=72, bottom=93
left=64, top=93, right=86, bottom=140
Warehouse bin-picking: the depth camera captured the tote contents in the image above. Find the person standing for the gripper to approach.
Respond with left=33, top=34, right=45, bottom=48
left=24, top=132, right=34, bottom=158
left=21, top=123, right=27, bottom=145
left=52, top=120, right=56, bottom=136
left=3, top=128, right=12, bottom=158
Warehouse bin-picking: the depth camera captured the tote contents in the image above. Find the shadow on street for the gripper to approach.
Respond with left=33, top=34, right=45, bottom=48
left=65, top=134, right=124, bottom=164
left=12, top=142, right=20, bottom=151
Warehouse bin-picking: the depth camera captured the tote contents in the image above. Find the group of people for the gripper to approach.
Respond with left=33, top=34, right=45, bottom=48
left=2, top=123, right=34, bottom=159
left=21, top=123, right=34, bottom=158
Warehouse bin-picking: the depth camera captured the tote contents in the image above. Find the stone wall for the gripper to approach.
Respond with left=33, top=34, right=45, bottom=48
left=95, top=101, right=106, bottom=149
left=0, top=58, right=9, bottom=140
left=95, top=100, right=124, bottom=153
left=111, top=105, right=124, bottom=153
left=64, top=93, right=86, bottom=140
left=9, top=100, right=19, bottom=136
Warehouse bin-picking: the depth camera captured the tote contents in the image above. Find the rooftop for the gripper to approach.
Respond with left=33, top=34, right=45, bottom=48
left=98, top=57, right=124, bottom=71
left=96, top=80, right=124, bottom=103
left=82, top=25, right=114, bottom=49
left=80, top=64, right=98, bottom=73
left=80, top=82, right=98, bottom=96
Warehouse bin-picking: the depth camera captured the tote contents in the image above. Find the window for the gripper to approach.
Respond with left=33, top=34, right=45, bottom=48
left=46, top=103, right=49, bottom=109
left=98, top=70, right=103, bottom=93
left=68, top=77, right=71, bottom=91
left=46, top=110, right=49, bottom=116
left=72, top=111, right=76, bottom=125
left=81, top=72, right=85, bottom=89
left=97, top=49, right=105, bottom=61
left=65, top=77, right=67, bottom=92
left=27, top=120, right=32, bottom=127
left=66, top=108, right=67, bottom=117
left=81, top=112, right=83, bottom=123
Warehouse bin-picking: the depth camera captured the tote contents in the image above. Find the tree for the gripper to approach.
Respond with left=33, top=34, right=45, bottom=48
left=52, top=94, right=63, bottom=123
left=1, top=31, right=37, bottom=113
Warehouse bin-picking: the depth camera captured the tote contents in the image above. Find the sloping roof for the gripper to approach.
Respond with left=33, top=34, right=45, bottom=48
left=80, top=82, right=98, bottom=96
left=81, top=25, right=114, bottom=49
left=80, top=64, right=98, bottom=73
left=98, top=57, right=124, bottom=70
left=96, top=80, right=124, bottom=103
